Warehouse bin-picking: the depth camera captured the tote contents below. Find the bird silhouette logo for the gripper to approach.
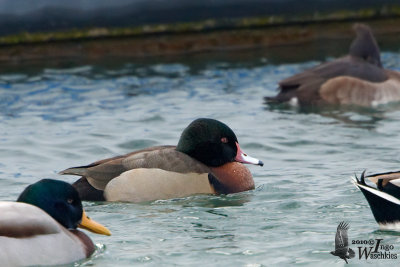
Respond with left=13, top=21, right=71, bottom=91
left=331, top=221, right=355, bottom=264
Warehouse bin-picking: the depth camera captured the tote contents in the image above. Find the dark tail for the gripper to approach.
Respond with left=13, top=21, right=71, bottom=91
left=72, top=177, right=105, bottom=201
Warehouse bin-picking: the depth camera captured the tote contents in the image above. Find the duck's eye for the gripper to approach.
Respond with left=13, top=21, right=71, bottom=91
left=67, top=198, right=74, bottom=204
left=221, top=137, right=228, bottom=143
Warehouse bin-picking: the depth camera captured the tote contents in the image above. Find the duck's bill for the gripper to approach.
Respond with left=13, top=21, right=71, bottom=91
left=235, top=142, right=264, bottom=166
left=78, top=210, right=111, bottom=236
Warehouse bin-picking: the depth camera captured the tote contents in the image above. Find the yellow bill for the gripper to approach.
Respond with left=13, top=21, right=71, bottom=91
left=78, top=210, right=111, bottom=236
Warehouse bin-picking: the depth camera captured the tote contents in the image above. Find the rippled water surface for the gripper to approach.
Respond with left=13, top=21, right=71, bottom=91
left=2, top=46, right=400, bottom=266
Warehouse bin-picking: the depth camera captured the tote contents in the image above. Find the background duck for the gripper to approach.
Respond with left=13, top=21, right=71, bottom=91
left=0, top=179, right=111, bottom=266
left=60, top=118, right=263, bottom=202
left=265, top=23, right=400, bottom=107
left=353, top=171, right=400, bottom=230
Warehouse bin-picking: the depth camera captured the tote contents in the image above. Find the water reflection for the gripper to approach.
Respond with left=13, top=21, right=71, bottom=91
left=185, top=194, right=253, bottom=208
left=150, top=193, right=253, bottom=209
left=264, top=102, right=400, bottom=130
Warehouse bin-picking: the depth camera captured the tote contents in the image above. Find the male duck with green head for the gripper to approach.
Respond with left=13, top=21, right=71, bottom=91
left=60, top=118, right=264, bottom=202
left=0, top=179, right=111, bottom=266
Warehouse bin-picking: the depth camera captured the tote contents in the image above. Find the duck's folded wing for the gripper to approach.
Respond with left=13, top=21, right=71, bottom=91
left=314, top=56, right=386, bottom=82
left=122, top=146, right=210, bottom=173
left=280, top=57, right=386, bottom=90
left=60, top=157, right=128, bottom=190
left=0, top=202, right=59, bottom=237
left=60, top=146, right=210, bottom=190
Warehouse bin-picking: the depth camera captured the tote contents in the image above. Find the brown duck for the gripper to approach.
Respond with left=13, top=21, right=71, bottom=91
left=265, top=23, right=400, bottom=107
left=60, top=118, right=263, bottom=202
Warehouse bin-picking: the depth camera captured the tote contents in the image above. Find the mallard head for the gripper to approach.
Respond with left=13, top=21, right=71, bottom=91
left=17, top=179, right=110, bottom=235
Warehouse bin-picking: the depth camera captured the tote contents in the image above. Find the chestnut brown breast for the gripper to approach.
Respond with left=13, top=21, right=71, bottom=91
left=210, top=162, right=254, bottom=194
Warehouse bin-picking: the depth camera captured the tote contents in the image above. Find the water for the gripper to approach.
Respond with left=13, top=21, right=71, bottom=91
left=1, top=46, right=400, bottom=266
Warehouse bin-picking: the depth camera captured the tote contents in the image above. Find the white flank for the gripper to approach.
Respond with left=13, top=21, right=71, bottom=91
left=104, top=168, right=214, bottom=202
left=378, top=222, right=400, bottom=231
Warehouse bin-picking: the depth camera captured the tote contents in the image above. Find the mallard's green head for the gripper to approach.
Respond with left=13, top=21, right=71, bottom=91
left=17, top=179, right=110, bottom=235
left=17, top=179, right=81, bottom=229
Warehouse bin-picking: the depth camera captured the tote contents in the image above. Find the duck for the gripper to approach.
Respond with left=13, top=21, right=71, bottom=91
left=60, top=118, right=264, bottom=202
left=265, top=23, right=400, bottom=107
left=0, top=179, right=111, bottom=266
left=353, top=170, right=400, bottom=230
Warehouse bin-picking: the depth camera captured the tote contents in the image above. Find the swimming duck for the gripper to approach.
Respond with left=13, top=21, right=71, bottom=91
left=60, top=118, right=264, bottom=202
left=265, top=23, right=400, bottom=107
left=353, top=170, right=400, bottom=230
left=0, top=179, right=111, bottom=266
